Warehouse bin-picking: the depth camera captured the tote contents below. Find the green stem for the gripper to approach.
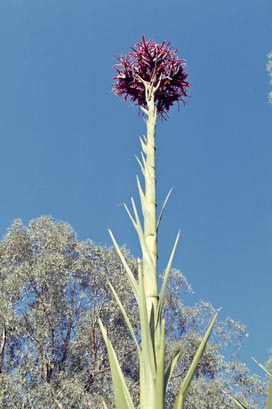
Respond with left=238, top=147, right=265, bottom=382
left=138, top=78, right=162, bottom=409
left=143, top=86, right=158, bottom=321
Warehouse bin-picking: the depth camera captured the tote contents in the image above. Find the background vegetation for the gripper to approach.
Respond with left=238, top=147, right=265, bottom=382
left=0, top=216, right=269, bottom=408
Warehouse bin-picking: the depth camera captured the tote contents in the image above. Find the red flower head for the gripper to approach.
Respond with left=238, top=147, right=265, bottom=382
left=112, top=36, right=191, bottom=120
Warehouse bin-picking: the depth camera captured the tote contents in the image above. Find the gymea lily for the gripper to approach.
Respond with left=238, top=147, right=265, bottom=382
left=99, top=36, right=219, bottom=409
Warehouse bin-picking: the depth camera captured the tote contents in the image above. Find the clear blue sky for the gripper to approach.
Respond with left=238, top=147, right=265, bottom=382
left=0, top=0, right=271, bottom=376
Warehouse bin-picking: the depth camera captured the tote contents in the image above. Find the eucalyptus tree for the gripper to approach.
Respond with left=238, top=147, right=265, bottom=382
left=267, top=51, right=272, bottom=103
left=0, top=216, right=268, bottom=408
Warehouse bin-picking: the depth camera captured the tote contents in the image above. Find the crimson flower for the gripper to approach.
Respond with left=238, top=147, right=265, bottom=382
left=112, top=35, right=191, bottom=120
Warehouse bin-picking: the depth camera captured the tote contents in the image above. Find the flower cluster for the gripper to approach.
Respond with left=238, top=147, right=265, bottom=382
left=112, top=36, right=191, bottom=119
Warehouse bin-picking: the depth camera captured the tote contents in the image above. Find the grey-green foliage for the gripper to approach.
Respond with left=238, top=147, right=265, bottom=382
left=268, top=350, right=272, bottom=372
left=267, top=51, right=272, bottom=104
left=0, top=216, right=268, bottom=408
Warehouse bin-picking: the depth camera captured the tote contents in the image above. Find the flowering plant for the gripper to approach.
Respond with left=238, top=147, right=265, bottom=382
left=99, top=36, right=218, bottom=409
left=112, top=35, right=191, bottom=119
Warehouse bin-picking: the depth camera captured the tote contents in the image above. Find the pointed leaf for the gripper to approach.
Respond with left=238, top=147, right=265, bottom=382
left=108, top=280, right=140, bottom=356
left=124, top=197, right=155, bottom=282
left=164, top=343, right=184, bottom=395
left=137, top=259, right=156, bottom=379
left=154, top=319, right=166, bottom=409
left=252, top=357, right=272, bottom=409
left=130, top=197, right=156, bottom=274
left=108, top=229, right=139, bottom=303
left=101, top=399, right=109, bottom=409
left=139, top=135, right=147, bottom=152
left=157, top=187, right=174, bottom=231
left=135, top=155, right=145, bottom=176
left=123, top=202, right=138, bottom=230
left=157, top=231, right=180, bottom=326
left=252, top=357, right=272, bottom=376
left=173, top=312, right=219, bottom=409
left=98, top=319, right=135, bottom=409
left=136, top=175, right=146, bottom=214
left=140, top=151, right=146, bottom=168
left=140, top=106, right=149, bottom=116
left=223, top=391, right=248, bottom=408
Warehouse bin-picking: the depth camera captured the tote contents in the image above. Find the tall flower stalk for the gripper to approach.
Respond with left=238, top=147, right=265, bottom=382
left=99, top=36, right=219, bottom=409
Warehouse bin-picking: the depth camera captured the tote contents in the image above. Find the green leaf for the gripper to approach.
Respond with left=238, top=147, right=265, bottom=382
left=164, top=343, right=184, bottom=395
left=101, top=399, right=109, bottom=409
left=107, top=280, right=140, bottom=356
left=136, top=176, right=147, bottom=218
left=252, top=357, right=272, bottom=376
left=157, top=231, right=180, bottom=327
left=135, top=154, right=145, bottom=177
left=154, top=319, right=166, bottom=409
left=123, top=202, right=138, bottom=230
left=108, top=229, right=139, bottom=304
left=252, top=357, right=272, bottom=409
left=123, top=198, right=156, bottom=282
left=137, top=259, right=156, bottom=379
left=173, top=312, right=219, bottom=409
left=156, top=187, right=174, bottom=231
left=130, top=197, right=156, bottom=275
left=223, top=391, right=248, bottom=408
left=137, top=258, right=157, bottom=409
left=98, top=319, right=135, bottom=409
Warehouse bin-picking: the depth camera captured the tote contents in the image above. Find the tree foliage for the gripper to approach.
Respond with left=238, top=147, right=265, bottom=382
left=0, top=216, right=268, bottom=408
left=267, top=51, right=272, bottom=104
